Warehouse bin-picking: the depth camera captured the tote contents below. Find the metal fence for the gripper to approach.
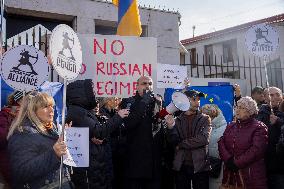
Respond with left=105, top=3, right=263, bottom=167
left=6, top=24, right=61, bottom=82
left=183, top=53, right=284, bottom=93
left=7, top=25, right=284, bottom=93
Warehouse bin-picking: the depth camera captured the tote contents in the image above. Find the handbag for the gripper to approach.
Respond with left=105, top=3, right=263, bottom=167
left=208, top=156, right=222, bottom=178
left=219, top=170, right=245, bottom=189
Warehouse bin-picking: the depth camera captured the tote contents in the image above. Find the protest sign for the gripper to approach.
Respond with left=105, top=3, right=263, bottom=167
left=245, top=23, right=279, bottom=57
left=0, top=45, right=49, bottom=92
left=77, top=34, right=157, bottom=97
left=63, top=127, right=89, bottom=167
left=157, top=63, right=187, bottom=89
left=49, top=24, right=82, bottom=80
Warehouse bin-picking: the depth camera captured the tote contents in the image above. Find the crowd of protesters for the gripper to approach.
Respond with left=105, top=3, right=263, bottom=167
left=0, top=77, right=284, bottom=189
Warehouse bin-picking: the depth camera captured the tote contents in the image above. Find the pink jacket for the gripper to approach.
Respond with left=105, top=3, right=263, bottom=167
left=218, top=118, right=268, bottom=189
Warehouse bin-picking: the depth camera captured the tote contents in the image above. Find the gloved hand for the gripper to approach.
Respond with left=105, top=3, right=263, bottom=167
left=141, top=90, right=155, bottom=105
left=226, top=157, right=239, bottom=172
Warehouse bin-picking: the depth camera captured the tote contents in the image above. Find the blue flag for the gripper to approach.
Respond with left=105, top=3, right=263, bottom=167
left=1, top=79, right=64, bottom=124
left=164, top=85, right=234, bottom=123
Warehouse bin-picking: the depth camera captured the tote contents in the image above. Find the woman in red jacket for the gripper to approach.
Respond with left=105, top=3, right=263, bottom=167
left=0, top=91, right=23, bottom=188
left=218, top=96, right=268, bottom=189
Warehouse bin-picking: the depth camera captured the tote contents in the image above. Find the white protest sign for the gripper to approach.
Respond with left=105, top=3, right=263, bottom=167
left=245, top=23, right=279, bottom=57
left=76, top=34, right=157, bottom=97
left=0, top=45, right=49, bottom=92
left=63, top=127, right=89, bottom=167
left=157, top=63, right=187, bottom=89
left=49, top=24, right=82, bottom=80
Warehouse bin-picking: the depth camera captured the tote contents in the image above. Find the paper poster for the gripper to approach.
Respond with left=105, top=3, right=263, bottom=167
left=76, top=34, right=157, bottom=97
left=63, top=127, right=89, bottom=167
left=157, top=63, right=187, bottom=89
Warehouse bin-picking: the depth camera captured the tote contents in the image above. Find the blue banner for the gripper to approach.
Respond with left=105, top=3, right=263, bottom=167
left=1, top=78, right=64, bottom=124
left=164, top=85, right=234, bottom=123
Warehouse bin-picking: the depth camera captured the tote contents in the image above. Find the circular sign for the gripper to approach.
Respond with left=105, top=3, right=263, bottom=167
left=49, top=24, right=82, bottom=80
left=245, top=23, right=279, bottom=57
left=0, top=45, right=49, bottom=92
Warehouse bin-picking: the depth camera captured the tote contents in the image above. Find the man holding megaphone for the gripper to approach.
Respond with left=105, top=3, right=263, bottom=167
left=165, top=90, right=212, bottom=189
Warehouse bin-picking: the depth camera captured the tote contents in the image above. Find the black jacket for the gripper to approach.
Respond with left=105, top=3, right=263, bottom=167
left=66, top=79, right=123, bottom=189
left=257, top=104, right=284, bottom=174
left=8, top=120, right=71, bottom=189
left=121, top=93, right=163, bottom=179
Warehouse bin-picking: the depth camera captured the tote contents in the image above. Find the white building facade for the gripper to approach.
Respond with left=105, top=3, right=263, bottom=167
left=5, top=0, right=181, bottom=82
left=181, top=14, right=284, bottom=94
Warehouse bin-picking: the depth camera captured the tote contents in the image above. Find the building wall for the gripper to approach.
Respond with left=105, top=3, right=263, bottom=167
left=6, top=0, right=181, bottom=66
left=183, top=22, right=284, bottom=94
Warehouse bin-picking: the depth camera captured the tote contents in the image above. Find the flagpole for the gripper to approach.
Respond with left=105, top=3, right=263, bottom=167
left=59, top=79, right=67, bottom=189
left=0, top=0, right=5, bottom=59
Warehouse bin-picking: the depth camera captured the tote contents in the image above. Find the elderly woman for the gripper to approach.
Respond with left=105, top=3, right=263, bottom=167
left=201, top=104, right=227, bottom=189
left=218, top=96, right=268, bottom=189
left=7, top=92, right=72, bottom=189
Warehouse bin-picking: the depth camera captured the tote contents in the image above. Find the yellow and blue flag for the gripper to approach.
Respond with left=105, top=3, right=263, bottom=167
left=112, top=0, right=142, bottom=36
left=164, top=85, right=234, bottom=123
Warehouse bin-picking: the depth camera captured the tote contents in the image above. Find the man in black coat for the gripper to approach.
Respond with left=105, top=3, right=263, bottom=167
left=121, top=76, right=164, bottom=189
left=256, top=87, right=284, bottom=189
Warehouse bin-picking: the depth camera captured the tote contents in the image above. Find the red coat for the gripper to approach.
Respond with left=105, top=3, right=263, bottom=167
left=0, top=107, right=15, bottom=184
left=218, top=118, right=268, bottom=189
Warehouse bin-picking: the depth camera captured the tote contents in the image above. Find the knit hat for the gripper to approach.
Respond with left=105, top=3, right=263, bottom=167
left=237, top=96, right=258, bottom=116
left=13, top=91, right=24, bottom=102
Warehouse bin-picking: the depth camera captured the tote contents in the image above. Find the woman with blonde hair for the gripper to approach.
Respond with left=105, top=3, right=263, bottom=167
left=7, top=92, right=72, bottom=189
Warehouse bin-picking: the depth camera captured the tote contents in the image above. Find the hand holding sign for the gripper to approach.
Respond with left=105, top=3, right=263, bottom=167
left=53, top=135, right=67, bottom=158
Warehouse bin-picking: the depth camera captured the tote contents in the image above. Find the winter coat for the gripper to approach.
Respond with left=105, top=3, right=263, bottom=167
left=0, top=107, right=15, bottom=185
left=8, top=119, right=72, bottom=189
left=218, top=117, right=268, bottom=189
left=209, top=113, right=227, bottom=189
left=257, top=104, right=284, bottom=174
left=209, top=113, right=227, bottom=158
left=66, top=79, right=123, bottom=189
left=167, top=111, right=212, bottom=173
left=121, top=94, right=164, bottom=179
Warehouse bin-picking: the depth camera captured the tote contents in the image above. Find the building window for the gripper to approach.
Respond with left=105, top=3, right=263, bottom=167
left=222, top=39, right=237, bottom=63
left=180, top=54, right=185, bottom=65
left=205, top=45, right=213, bottom=65
left=190, top=48, right=197, bottom=68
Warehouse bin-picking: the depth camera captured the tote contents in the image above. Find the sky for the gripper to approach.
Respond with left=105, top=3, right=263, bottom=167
left=138, top=0, right=284, bottom=40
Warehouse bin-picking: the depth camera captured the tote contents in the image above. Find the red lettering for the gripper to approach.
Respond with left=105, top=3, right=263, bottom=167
left=133, top=82, right=138, bottom=96
left=97, top=82, right=104, bottom=95
left=79, top=63, right=86, bottom=75
left=113, top=63, right=119, bottom=75
left=105, top=81, right=113, bottom=95
left=94, top=38, right=106, bottom=54
left=120, top=63, right=127, bottom=75
left=111, top=40, right=124, bottom=56
left=143, top=64, right=152, bottom=76
left=132, top=64, right=141, bottom=76
left=96, top=62, right=105, bottom=75
left=106, top=63, right=113, bottom=75
left=120, top=82, right=130, bottom=95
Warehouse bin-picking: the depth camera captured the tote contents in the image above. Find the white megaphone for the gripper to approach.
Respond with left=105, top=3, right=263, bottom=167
left=158, top=92, right=190, bottom=119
